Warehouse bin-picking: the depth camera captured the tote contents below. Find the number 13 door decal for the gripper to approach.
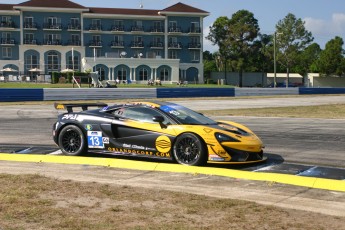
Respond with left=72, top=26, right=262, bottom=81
left=87, top=131, right=104, bottom=148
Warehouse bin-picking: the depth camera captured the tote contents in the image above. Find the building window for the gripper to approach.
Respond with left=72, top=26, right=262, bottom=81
left=44, top=34, right=61, bottom=45
left=117, top=68, right=127, bottom=81
left=168, top=50, right=177, bottom=59
left=70, top=34, right=80, bottom=46
left=96, top=67, right=105, bottom=81
left=2, top=47, right=12, bottom=58
left=138, top=67, right=148, bottom=81
left=152, top=21, right=162, bottom=32
left=25, top=54, right=38, bottom=71
left=68, top=55, right=79, bottom=71
left=112, top=20, right=124, bottom=31
left=47, top=51, right=59, bottom=72
left=24, top=33, right=34, bottom=44
left=169, top=21, right=180, bottom=32
left=44, top=17, right=61, bottom=29
left=190, top=22, right=200, bottom=33
left=190, top=50, right=200, bottom=62
left=91, top=19, right=101, bottom=30
left=69, top=17, right=80, bottom=30
left=160, top=68, right=169, bottom=81
left=24, top=17, right=34, bottom=28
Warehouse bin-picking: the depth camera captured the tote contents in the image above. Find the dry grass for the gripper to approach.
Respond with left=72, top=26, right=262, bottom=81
left=201, top=104, right=345, bottom=119
left=0, top=174, right=344, bottom=230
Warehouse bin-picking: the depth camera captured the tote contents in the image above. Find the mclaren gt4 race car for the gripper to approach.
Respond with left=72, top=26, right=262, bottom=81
left=53, top=101, right=265, bottom=166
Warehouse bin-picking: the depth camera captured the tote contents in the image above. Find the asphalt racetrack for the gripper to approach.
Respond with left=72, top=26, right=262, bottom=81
left=0, top=95, right=345, bottom=216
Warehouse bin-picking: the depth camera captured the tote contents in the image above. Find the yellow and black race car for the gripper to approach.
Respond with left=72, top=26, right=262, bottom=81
left=53, top=101, right=265, bottom=166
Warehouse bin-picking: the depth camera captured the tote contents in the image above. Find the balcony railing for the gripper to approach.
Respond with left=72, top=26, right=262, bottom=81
left=67, top=40, right=81, bottom=46
left=43, top=23, right=62, bottom=30
left=188, top=27, right=201, bottom=34
left=67, top=24, right=81, bottom=30
left=149, top=42, right=163, bottom=48
left=89, top=40, right=103, bottom=47
left=131, top=41, right=144, bottom=48
left=23, top=39, right=37, bottom=45
left=43, top=39, right=62, bottom=45
left=131, top=26, right=144, bottom=32
left=1, top=38, right=15, bottom=45
left=111, top=25, right=124, bottom=32
left=0, top=21, right=15, bottom=28
left=188, top=43, right=201, bottom=49
left=168, top=26, right=182, bottom=33
left=110, top=41, right=124, bottom=47
left=24, top=23, right=38, bottom=29
left=150, top=26, right=164, bottom=33
left=168, top=42, right=182, bottom=49
left=89, top=25, right=102, bottom=31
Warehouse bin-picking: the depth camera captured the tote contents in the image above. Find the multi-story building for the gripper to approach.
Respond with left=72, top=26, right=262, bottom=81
left=0, top=0, right=209, bottom=84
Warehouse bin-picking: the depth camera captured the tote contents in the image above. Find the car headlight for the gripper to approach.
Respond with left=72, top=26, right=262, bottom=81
left=215, top=132, right=240, bottom=143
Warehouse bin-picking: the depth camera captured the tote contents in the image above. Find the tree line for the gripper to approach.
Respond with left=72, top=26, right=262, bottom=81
left=204, top=10, right=345, bottom=87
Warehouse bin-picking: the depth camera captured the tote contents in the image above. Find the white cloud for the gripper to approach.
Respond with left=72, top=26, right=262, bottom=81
left=304, top=13, right=345, bottom=37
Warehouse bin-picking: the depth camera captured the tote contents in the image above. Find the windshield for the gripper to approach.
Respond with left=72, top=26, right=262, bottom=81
left=159, top=104, right=217, bottom=125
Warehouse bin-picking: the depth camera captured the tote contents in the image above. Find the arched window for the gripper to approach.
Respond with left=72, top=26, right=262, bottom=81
left=117, top=67, right=127, bottom=81
left=139, top=67, right=148, bottom=81
left=68, top=55, right=79, bottom=71
left=96, top=67, right=106, bottom=81
left=160, top=68, right=169, bottom=81
left=47, top=51, right=59, bottom=72
left=25, top=54, right=38, bottom=71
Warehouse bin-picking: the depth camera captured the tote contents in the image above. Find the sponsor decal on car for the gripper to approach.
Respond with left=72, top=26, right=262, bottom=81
left=102, top=137, right=109, bottom=144
left=107, top=147, right=171, bottom=158
left=155, top=135, right=171, bottom=153
left=62, top=114, right=78, bottom=120
left=85, top=124, right=93, bottom=131
left=87, top=131, right=104, bottom=149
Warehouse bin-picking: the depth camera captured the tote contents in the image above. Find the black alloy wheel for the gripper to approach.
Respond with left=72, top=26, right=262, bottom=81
left=173, top=133, right=207, bottom=166
left=58, top=125, right=86, bottom=156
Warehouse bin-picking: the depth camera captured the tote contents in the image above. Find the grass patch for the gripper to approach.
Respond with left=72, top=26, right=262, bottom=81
left=201, top=104, right=345, bottom=119
left=0, top=174, right=343, bottom=230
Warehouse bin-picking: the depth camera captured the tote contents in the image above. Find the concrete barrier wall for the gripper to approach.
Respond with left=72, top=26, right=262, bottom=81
left=235, top=88, right=299, bottom=97
left=1, top=87, right=345, bottom=102
left=43, top=88, right=157, bottom=101
left=157, top=88, right=235, bottom=98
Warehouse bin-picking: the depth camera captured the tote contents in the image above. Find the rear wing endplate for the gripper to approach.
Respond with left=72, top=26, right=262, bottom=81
left=54, top=102, right=108, bottom=113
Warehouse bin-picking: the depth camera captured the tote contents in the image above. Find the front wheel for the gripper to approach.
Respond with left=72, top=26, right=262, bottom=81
left=58, top=125, right=86, bottom=156
left=173, top=133, right=207, bottom=166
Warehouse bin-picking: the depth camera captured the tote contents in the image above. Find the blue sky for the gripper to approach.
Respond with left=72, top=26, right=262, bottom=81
left=3, top=0, right=345, bottom=52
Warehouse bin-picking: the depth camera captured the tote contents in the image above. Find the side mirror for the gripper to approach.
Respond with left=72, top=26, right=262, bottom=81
left=152, top=116, right=167, bottom=129
left=152, top=116, right=164, bottom=123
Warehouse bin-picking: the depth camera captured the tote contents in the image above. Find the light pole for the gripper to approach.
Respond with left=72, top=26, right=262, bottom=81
left=273, top=32, right=282, bottom=88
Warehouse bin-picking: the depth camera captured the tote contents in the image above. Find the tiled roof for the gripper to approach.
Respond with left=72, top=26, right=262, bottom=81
left=16, top=0, right=86, bottom=9
left=161, top=2, right=209, bottom=14
left=0, top=4, right=15, bottom=11
left=88, top=7, right=159, bottom=16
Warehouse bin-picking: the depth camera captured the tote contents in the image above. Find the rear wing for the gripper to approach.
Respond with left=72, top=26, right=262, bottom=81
left=54, top=102, right=108, bottom=113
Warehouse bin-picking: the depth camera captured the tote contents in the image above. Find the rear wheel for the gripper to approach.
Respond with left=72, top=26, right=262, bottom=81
left=58, top=125, right=86, bottom=156
left=173, top=133, right=207, bottom=166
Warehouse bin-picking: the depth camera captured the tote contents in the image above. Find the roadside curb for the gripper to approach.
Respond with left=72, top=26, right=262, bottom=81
left=0, top=153, right=344, bottom=192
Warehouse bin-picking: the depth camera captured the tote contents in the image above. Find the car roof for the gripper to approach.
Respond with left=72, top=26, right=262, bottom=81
left=101, top=101, right=177, bottom=112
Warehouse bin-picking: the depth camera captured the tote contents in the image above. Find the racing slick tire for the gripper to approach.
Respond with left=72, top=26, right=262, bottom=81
left=58, top=125, right=87, bottom=156
left=173, top=133, right=207, bottom=166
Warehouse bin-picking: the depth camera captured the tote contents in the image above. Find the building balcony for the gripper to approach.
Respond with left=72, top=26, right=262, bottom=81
left=168, top=42, right=182, bottom=49
left=67, top=40, right=81, bottom=46
left=188, top=27, right=201, bottom=34
left=131, top=26, right=144, bottom=32
left=0, top=21, right=15, bottom=29
left=150, top=26, right=164, bottom=33
left=23, top=39, right=37, bottom=45
left=168, top=26, right=182, bottom=33
left=1, top=38, right=15, bottom=45
left=111, top=25, right=124, bottom=32
left=188, top=43, right=201, bottom=49
left=67, top=24, right=81, bottom=31
left=89, top=40, right=103, bottom=47
left=23, top=23, right=38, bottom=30
left=43, top=39, right=62, bottom=45
left=149, top=42, right=164, bottom=49
left=131, top=41, right=144, bottom=48
left=43, top=23, right=62, bottom=30
left=89, top=25, right=102, bottom=31
left=110, top=41, right=124, bottom=48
